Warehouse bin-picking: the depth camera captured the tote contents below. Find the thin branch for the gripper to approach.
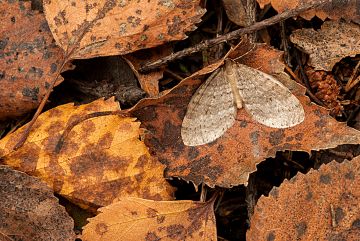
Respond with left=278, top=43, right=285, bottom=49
left=139, top=0, right=332, bottom=72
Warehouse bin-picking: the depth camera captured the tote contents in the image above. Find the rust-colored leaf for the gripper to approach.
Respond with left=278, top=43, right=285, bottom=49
left=257, top=0, right=360, bottom=22
left=0, top=98, right=174, bottom=210
left=0, top=165, right=75, bottom=241
left=130, top=44, right=360, bottom=188
left=247, top=156, right=360, bottom=241
left=82, top=197, right=217, bottom=241
left=290, top=20, right=360, bottom=71
left=43, top=0, right=206, bottom=59
left=0, top=0, right=65, bottom=119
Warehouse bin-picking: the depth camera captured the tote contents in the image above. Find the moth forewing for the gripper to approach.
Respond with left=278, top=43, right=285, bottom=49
left=181, top=68, right=237, bottom=146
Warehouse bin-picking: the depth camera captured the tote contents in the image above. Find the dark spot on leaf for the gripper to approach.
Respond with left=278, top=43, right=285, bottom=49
left=250, top=131, right=259, bottom=145
left=305, top=188, right=313, bottom=201
left=145, top=232, right=160, bottom=241
left=239, top=120, right=247, bottom=127
left=295, top=133, right=304, bottom=141
left=335, top=207, right=345, bottom=224
left=319, top=174, right=331, bottom=184
left=188, top=155, right=223, bottom=183
left=136, top=9, right=142, bottom=15
left=188, top=147, right=199, bottom=159
left=0, top=71, right=5, bottom=79
left=95, top=223, right=108, bottom=235
left=22, top=87, right=39, bottom=101
left=351, top=219, right=360, bottom=228
left=0, top=38, right=9, bottom=50
left=115, top=43, right=122, bottom=49
left=217, top=144, right=224, bottom=154
left=269, top=129, right=285, bottom=146
left=286, top=136, right=293, bottom=142
left=11, top=16, right=16, bottom=23
left=267, top=231, right=275, bottom=241
left=344, top=171, right=354, bottom=180
left=166, top=224, right=185, bottom=238
left=50, top=63, right=57, bottom=73
left=295, top=221, right=307, bottom=238
left=157, top=215, right=165, bottom=224
left=143, top=24, right=150, bottom=31
left=146, top=208, right=158, bottom=218
left=130, top=211, right=138, bottom=216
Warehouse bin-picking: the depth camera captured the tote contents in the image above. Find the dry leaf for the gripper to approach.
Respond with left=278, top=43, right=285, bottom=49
left=43, top=0, right=206, bottom=59
left=0, top=165, right=75, bottom=241
left=124, top=45, right=173, bottom=97
left=222, top=0, right=248, bottom=26
left=257, top=0, right=360, bottom=22
left=0, top=0, right=65, bottom=119
left=82, top=197, right=217, bottom=241
left=130, top=44, right=360, bottom=188
left=247, top=156, right=360, bottom=241
left=290, top=20, right=360, bottom=71
left=0, top=98, right=174, bottom=210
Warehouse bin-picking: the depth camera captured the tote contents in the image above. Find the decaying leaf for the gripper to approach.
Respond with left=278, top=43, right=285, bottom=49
left=43, top=0, right=206, bottom=59
left=222, top=0, right=248, bottom=26
left=130, top=44, right=360, bottom=188
left=82, top=197, right=217, bottom=241
left=290, top=20, right=360, bottom=71
left=124, top=45, right=173, bottom=97
left=247, top=156, right=360, bottom=240
left=256, top=0, right=360, bottom=22
left=0, top=165, right=75, bottom=241
left=0, top=98, right=174, bottom=210
left=0, top=0, right=65, bottom=119
left=181, top=60, right=304, bottom=146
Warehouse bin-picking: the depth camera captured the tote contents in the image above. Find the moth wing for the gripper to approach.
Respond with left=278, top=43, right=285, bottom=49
left=181, top=68, right=237, bottom=146
left=234, top=63, right=305, bottom=128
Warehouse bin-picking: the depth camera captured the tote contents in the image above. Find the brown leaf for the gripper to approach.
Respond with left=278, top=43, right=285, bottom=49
left=0, top=98, right=175, bottom=210
left=124, top=45, right=173, bottom=97
left=82, top=197, right=217, bottom=241
left=0, top=165, right=75, bottom=241
left=0, top=0, right=65, bottom=119
left=247, top=156, right=360, bottom=241
left=130, top=45, right=360, bottom=188
left=257, top=0, right=360, bottom=22
left=290, top=20, right=360, bottom=71
left=222, top=0, right=248, bottom=26
left=43, top=0, right=206, bottom=59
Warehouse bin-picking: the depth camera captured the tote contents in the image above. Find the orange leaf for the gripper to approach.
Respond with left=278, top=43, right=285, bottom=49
left=0, top=98, right=174, bottom=210
left=247, top=156, right=360, bottom=240
left=0, top=0, right=65, bottom=119
left=43, top=0, right=206, bottom=59
left=82, top=197, right=217, bottom=241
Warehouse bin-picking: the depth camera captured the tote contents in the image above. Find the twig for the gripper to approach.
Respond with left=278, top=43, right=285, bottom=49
left=139, top=0, right=332, bottom=72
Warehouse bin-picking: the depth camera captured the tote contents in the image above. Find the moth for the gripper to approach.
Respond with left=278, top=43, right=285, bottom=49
left=181, top=60, right=305, bottom=146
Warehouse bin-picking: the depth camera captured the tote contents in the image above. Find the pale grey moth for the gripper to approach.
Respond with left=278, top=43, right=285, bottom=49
left=181, top=59, right=305, bottom=146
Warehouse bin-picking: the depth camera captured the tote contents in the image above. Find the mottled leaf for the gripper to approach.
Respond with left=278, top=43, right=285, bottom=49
left=290, top=20, right=360, bottom=71
left=130, top=44, right=360, bottom=188
left=0, top=165, right=75, bottom=241
left=43, top=0, right=206, bottom=59
left=0, top=98, right=174, bottom=210
left=247, top=156, right=360, bottom=241
left=0, top=0, right=65, bottom=119
left=257, top=0, right=360, bottom=22
left=82, top=197, right=217, bottom=241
